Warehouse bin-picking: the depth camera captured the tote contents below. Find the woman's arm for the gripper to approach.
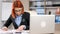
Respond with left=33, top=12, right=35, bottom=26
left=3, top=15, right=12, bottom=28
left=26, top=12, right=30, bottom=30
left=2, top=15, right=12, bottom=31
left=21, top=12, right=30, bottom=30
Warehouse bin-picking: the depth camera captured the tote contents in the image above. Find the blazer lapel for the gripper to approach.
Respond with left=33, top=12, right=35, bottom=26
left=12, top=18, right=18, bottom=27
left=19, top=14, right=25, bottom=26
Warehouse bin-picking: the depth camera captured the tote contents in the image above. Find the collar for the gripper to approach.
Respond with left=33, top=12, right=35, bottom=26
left=16, top=14, right=22, bottom=18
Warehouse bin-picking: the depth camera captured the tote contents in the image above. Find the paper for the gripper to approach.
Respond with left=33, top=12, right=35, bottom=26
left=0, top=29, right=29, bottom=34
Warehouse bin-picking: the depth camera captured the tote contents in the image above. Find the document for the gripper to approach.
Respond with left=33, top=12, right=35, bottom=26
left=0, top=29, right=29, bottom=34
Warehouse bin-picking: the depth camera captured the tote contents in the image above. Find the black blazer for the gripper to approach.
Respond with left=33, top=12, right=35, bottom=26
left=4, top=12, right=30, bottom=30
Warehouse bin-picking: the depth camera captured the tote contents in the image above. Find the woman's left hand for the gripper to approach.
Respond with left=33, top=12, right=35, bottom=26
left=16, top=25, right=25, bottom=31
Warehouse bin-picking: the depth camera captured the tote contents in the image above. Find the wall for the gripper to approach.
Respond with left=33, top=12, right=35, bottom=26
left=20, top=0, right=29, bottom=11
left=0, top=0, right=3, bottom=28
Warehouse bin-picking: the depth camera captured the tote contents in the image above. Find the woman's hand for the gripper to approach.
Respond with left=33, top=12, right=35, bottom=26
left=2, top=27, right=8, bottom=31
left=16, top=25, right=26, bottom=31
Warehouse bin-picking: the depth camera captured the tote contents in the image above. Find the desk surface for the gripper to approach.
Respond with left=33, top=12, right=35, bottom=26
left=0, top=29, right=29, bottom=33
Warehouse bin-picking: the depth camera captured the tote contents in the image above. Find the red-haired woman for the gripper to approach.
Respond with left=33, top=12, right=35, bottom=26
left=2, top=0, right=30, bottom=31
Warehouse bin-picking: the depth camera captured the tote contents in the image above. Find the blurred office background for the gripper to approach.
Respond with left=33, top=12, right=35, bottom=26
left=0, top=0, right=60, bottom=34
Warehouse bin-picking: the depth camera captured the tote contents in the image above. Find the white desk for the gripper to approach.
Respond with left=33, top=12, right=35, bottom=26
left=0, top=29, right=29, bottom=34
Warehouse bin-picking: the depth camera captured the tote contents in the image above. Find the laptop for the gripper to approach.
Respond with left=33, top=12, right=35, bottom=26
left=30, top=15, right=55, bottom=34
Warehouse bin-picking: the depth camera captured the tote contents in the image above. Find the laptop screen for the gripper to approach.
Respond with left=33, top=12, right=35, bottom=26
left=55, top=15, right=60, bottom=24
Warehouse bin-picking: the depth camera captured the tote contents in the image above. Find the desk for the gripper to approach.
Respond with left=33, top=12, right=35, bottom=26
left=0, top=29, right=29, bottom=34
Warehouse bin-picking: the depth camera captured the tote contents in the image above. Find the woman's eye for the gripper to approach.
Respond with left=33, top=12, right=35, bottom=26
left=19, top=10, right=21, bottom=11
left=15, top=10, right=17, bottom=11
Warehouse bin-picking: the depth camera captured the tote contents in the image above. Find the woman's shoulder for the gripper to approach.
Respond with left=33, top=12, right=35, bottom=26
left=9, top=15, right=13, bottom=19
left=24, top=12, right=30, bottom=15
left=22, top=12, right=30, bottom=17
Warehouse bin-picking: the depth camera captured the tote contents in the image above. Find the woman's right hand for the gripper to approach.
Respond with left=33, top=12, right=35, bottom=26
left=2, top=27, right=8, bottom=31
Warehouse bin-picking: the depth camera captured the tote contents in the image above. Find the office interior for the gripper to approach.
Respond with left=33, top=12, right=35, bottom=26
left=0, top=0, right=60, bottom=34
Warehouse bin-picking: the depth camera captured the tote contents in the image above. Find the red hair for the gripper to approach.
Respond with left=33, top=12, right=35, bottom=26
left=12, top=0, right=24, bottom=18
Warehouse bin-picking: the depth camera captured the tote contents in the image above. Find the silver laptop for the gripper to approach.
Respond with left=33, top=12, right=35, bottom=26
left=30, top=15, right=55, bottom=34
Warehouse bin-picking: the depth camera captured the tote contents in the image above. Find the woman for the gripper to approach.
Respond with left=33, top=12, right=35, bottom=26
left=2, top=0, right=30, bottom=31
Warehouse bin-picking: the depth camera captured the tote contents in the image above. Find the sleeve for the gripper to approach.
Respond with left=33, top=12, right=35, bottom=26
left=25, top=12, right=30, bottom=30
left=4, top=15, right=12, bottom=28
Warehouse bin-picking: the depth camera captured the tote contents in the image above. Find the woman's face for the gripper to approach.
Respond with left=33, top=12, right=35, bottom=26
left=15, top=8, right=22, bottom=16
